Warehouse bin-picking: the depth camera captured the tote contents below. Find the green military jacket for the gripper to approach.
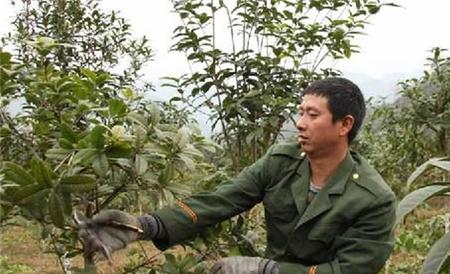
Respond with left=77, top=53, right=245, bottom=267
left=154, top=143, right=396, bottom=274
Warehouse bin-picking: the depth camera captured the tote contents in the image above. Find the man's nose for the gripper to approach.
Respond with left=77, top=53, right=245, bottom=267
left=296, top=115, right=306, bottom=131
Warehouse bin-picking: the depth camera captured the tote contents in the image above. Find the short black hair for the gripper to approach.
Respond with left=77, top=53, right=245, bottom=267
left=303, top=77, right=366, bottom=143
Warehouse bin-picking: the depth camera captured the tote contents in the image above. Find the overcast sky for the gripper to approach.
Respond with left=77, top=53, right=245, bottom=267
left=2, top=0, right=450, bottom=102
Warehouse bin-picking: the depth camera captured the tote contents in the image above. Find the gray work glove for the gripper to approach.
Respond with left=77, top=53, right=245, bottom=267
left=210, top=256, right=279, bottom=274
left=74, top=209, right=144, bottom=260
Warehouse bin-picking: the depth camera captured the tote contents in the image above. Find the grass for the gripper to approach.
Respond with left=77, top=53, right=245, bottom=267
left=0, top=224, right=62, bottom=273
left=0, top=221, right=164, bottom=273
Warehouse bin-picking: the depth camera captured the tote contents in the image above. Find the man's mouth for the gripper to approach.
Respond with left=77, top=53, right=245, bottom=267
left=298, top=135, right=308, bottom=141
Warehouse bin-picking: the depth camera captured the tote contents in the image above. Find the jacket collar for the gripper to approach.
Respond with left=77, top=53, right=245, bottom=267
left=323, top=150, right=355, bottom=195
left=292, top=150, right=355, bottom=229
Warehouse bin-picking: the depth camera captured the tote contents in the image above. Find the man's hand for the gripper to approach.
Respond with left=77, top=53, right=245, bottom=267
left=210, top=256, right=279, bottom=274
left=74, top=209, right=143, bottom=260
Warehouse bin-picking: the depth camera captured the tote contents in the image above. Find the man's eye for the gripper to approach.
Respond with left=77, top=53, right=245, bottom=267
left=309, top=113, right=318, bottom=117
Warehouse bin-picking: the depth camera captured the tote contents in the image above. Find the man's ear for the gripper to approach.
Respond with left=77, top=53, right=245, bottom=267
left=339, top=115, right=354, bottom=137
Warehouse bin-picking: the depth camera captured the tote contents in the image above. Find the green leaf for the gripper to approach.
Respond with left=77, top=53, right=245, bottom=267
left=176, top=152, right=195, bottom=170
left=165, top=181, right=191, bottom=196
left=200, top=81, right=214, bottom=92
left=158, top=163, right=174, bottom=185
left=135, top=154, right=148, bottom=176
left=182, top=145, right=204, bottom=159
left=121, top=87, right=136, bottom=100
left=59, top=138, right=74, bottom=149
left=106, top=142, right=132, bottom=158
left=90, top=126, right=106, bottom=149
left=61, top=191, right=72, bottom=215
left=108, top=98, right=128, bottom=116
left=407, top=157, right=447, bottom=189
left=92, top=153, right=109, bottom=177
left=175, top=127, right=190, bottom=149
left=46, top=148, right=72, bottom=160
left=395, top=185, right=450, bottom=227
left=432, top=160, right=450, bottom=172
left=22, top=199, right=46, bottom=221
left=30, top=158, right=54, bottom=187
left=12, top=184, right=46, bottom=204
left=73, top=149, right=97, bottom=165
left=420, top=231, right=450, bottom=274
left=61, top=123, right=78, bottom=143
left=4, top=162, right=36, bottom=186
left=18, top=188, right=50, bottom=205
left=367, top=4, right=380, bottom=14
left=127, top=112, right=148, bottom=126
left=48, top=190, right=65, bottom=228
left=60, top=175, right=96, bottom=193
left=81, top=68, right=97, bottom=82
left=149, top=102, right=161, bottom=125
left=144, top=141, right=168, bottom=155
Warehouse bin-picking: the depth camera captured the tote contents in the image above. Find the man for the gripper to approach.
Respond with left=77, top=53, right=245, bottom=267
left=78, top=77, right=396, bottom=274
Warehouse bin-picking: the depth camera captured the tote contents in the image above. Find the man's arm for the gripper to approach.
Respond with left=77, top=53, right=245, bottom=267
left=76, top=146, right=280, bottom=259
left=279, top=194, right=396, bottom=274
left=152, top=146, right=276, bottom=249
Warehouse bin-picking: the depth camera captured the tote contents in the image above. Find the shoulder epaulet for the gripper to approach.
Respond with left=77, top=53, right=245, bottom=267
left=351, top=152, right=395, bottom=199
left=270, top=143, right=302, bottom=159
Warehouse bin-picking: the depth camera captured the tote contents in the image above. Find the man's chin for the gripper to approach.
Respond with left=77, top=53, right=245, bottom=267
left=299, top=143, right=312, bottom=153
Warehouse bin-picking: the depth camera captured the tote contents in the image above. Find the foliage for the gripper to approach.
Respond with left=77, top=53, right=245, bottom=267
left=0, top=46, right=222, bottom=271
left=395, top=157, right=450, bottom=274
left=2, top=0, right=152, bottom=86
left=361, top=48, right=450, bottom=195
left=167, top=0, right=394, bottom=169
left=153, top=253, right=208, bottom=274
left=0, top=1, right=222, bottom=272
left=388, top=214, right=448, bottom=274
left=0, top=256, right=33, bottom=274
left=395, top=214, right=446, bottom=254
left=360, top=48, right=450, bottom=273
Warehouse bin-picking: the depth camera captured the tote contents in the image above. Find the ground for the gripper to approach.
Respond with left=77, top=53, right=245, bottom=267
left=0, top=223, right=164, bottom=273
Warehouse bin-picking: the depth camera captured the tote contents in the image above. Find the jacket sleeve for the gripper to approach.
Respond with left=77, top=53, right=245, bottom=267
left=279, top=194, right=396, bottom=274
left=152, top=146, right=275, bottom=250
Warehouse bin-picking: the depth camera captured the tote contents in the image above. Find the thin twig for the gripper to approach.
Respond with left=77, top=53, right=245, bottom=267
left=120, top=249, right=165, bottom=274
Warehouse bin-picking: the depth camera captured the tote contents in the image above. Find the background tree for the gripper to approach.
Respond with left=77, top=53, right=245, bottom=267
left=360, top=48, right=450, bottom=195
left=359, top=49, right=450, bottom=274
left=166, top=0, right=395, bottom=169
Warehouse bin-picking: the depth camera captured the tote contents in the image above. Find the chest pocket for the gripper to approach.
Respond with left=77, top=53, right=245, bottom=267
left=264, top=189, right=298, bottom=222
left=307, top=224, right=339, bottom=245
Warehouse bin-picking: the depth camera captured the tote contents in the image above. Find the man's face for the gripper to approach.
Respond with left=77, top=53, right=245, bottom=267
left=296, top=94, right=345, bottom=156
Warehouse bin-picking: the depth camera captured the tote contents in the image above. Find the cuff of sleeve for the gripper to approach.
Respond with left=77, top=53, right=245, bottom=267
left=137, top=214, right=166, bottom=240
left=260, top=259, right=280, bottom=274
left=151, top=207, right=200, bottom=250
left=279, top=260, right=340, bottom=274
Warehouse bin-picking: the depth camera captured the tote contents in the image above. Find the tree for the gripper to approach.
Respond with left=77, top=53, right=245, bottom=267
left=360, top=48, right=450, bottom=195
left=3, top=0, right=152, bottom=86
left=0, top=1, right=221, bottom=272
left=358, top=48, right=450, bottom=274
left=166, top=0, right=396, bottom=169
left=1, top=0, right=154, bottom=165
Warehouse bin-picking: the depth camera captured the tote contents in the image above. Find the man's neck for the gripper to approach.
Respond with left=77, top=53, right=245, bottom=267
left=308, top=145, right=348, bottom=188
